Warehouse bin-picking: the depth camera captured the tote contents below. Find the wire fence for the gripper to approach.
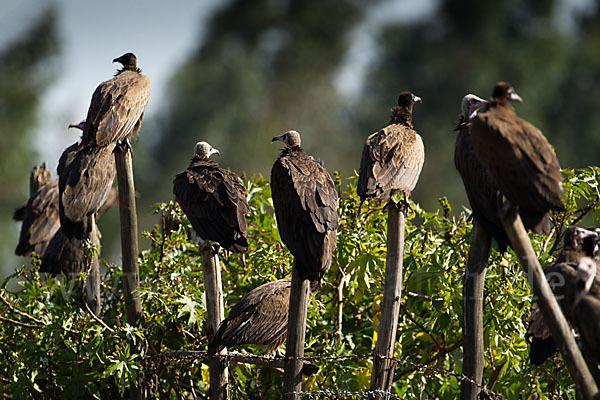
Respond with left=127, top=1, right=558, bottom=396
left=144, top=350, right=505, bottom=399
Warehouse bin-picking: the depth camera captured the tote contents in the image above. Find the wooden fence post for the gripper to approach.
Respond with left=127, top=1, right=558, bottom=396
left=114, top=144, right=144, bottom=400
left=283, top=263, right=311, bottom=400
left=200, top=245, right=229, bottom=400
left=498, top=203, right=599, bottom=399
left=460, top=220, right=490, bottom=400
left=370, top=204, right=405, bottom=399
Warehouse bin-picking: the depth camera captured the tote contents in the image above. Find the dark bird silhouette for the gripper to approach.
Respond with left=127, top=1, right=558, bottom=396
left=470, top=82, right=564, bottom=223
left=40, top=224, right=101, bottom=277
left=81, top=53, right=150, bottom=147
left=572, top=257, right=600, bottom=364
left=528, top=226, right=600, bottom=365
left=58, top=140, right=117, bottom=239
left=173, top=141, right=249, bottom=253
left=271, top=130, right=339, bottom=282
left=209, top=278, right=298, bottom=354
left=357, top=91, right=424, bottom=201
left=14, top=164, right=60, bottom=256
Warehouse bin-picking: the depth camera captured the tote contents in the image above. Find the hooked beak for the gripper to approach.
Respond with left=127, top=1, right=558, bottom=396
left=508, top=89, right=523, bottom=103
left=213, top=149, right=220, bottom=157
left=412, top=94, right=422, bottom=103
left=272, top=135, right=283, bottom=143
left=468, top=99, right=488, bottom=120
left=68, top=120, right=86, bottom=131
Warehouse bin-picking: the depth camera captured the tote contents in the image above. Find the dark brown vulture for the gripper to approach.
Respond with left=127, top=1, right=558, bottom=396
left=14, top=164, right=60, bottom=256
left=528, top=226, right=599, bottom=365
left=470, top=82, right=564, bottom=220
left=40, top=224, right=101, bottom=277
left=572, top=257, right=600, bottom=364
left=58, top=140, right=117, bottom=239
left=81, top=53, right=150, bottom=147
left=271, top=130, right=339, bottom=282
left=357, top=91, right=424, bottom=201
left=173, top=142, right=249, bottom=253
left=209, top=278, right=296, bottom=354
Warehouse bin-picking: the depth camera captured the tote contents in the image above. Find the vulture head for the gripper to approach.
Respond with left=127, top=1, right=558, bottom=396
left=30, top=163, right=52, bottom=193
left=68, top=119, right=86, bottom=131
left=574, top=257, right=597, bottom=306
left=397, top=91, right=422, bottom=108
left=563, top=226, right=598, bottom=252
left=194, top=141, right=220, bottom=160
left=491, top=82, right=523, bottom=104
left=272, top=130, right=301, bottom=148
left=461, top=94, right=488, bottom=120
left=113, top=52, right=139, bottom=72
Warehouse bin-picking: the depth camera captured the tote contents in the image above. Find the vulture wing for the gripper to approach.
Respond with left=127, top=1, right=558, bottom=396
left=271, top=149, right=338, bottom=281
left=83, top=71, right=150, bottom=146
left=357, top=124, right=424, bottom=199
left=58, top=142, right=117, bottom=238
left=209, top=279, right=292, bottom=354
left=173, top=160, right=249, bottom=253
left=15, top=180, right=60, bottom=256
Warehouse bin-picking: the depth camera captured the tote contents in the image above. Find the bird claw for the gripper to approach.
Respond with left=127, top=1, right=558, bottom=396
left=115, top=138, right=133, bottom=156
left=386, top=193, right=412, bottom=213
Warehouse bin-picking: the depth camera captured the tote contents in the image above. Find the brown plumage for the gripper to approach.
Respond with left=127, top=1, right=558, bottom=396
left=81, top=53, right=150, bottom=147
left=40, top=222, right=101, bottom=277
left=358, top=91, right=424, bottom=200
left=470, top=82, right=564, bottom=219
left=528, top=226, right=599, bottom=365
left=209, top=278, right=294, bottom=354
left=14, top=167, right=60, bottom=257
left=58, top=140, right=117, bottom=239
left=271, top=130, right=339, bottom=282
left=173, top=142, right=249, bottom=253
left=572, top=257, right=600, bottom=364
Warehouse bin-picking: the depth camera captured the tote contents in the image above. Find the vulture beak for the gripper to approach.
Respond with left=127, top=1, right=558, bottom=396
left=508, top=88, right=523, bottom=103
left=212, top=148, right=220, bottom=157
left=68, top=119, right=86, bottom=131
left=468, top=98, right=488, bottom=120
left=272, top=135, right=283, bottom=143
left=412, top=94, right=422, bottom=103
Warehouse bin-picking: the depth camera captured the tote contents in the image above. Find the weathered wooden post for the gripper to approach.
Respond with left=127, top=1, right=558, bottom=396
left=370, top=204, right=405, bottom=399
left=460, top=221, right=491, bottom=400
left=200, top=244, right=229, bottom=400
left=498, top=203, right=599, bottom=399
left=283, top=264, right=311, bottom=400
left=114, top=144, right=144, bottom=400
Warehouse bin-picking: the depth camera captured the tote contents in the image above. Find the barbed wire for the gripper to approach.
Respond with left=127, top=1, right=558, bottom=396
left=144, top=350, right=505, bottom=399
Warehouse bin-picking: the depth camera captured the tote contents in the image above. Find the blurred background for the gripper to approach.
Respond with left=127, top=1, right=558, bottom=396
left=2, top=0, right=598, bottom=278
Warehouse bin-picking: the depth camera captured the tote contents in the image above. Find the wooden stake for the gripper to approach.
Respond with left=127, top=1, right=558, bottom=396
left=283, top=263, right=311, bottom=400
left=200, top=244, right=229, bottom=400
left=114, top=144, right=144, bottom=400
left=370, top=204, right=405, bottom=399
left=498, top=203, right=599, bottom=399
left=460, top=220, right=490, bottom=400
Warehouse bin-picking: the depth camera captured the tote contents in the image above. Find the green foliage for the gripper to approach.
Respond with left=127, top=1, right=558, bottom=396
left=1, top=168, right=600, bottom=399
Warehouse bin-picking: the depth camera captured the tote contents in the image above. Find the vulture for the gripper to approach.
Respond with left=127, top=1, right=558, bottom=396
left=209, top=278, right=300, bottom=355
left=470, top=82, right=564, bottom=222
left=58, top=140, right=117, bottom=239
left=14, top=164, right=60, bottom=257
left=572, top=257, right=600, bottom=364
left=528, top=226, right=600, bottom=365
left=40, top=224, right=101, bottom=277
left=357, top=91, right=424, bottom=202
left=173, top=142, right=249, bottom=253
left=81, top=53, right=150, bottom=147
left=271, top=130, right=339, bottom=282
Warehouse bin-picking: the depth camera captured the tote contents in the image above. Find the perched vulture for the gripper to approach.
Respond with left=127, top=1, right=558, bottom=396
left=470, top=82, right=564, bottom=221
left=173, top=142, right=249, bottom=253
left=209, top=278, right=298, bottom=354
left=81, top=53, right=150, bottom=147
left=40, top=223, right=101, bottom=277
left=357, top=91, right=424, bottom=201
left=271, top=130, right=338, bottom=282
left=572, top=257, right=600, bottom=364
left=14, top=164, right=60, bottom=257
left=528, top=226, right=599, bottom=365
left=58, top=140, right=117, bottom=239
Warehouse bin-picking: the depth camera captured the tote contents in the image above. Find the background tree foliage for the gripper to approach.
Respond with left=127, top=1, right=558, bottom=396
left=1, top=8, right=60, bottom=276
left=1, top=167, right=599, bottom=399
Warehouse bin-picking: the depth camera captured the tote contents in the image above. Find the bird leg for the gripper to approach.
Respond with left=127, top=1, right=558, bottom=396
left=115, top=138, right=133, bottom=157
left=386, top=191, right=412, bottom=213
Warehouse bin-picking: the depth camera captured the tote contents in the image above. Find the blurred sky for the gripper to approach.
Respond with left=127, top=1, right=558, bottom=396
left=0, top=0, right=591, bottom=178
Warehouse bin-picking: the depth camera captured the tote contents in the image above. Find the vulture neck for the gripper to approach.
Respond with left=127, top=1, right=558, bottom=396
left=389, top=106, right=413, bottom=128
left=488, top=97, right=514, bottom=111
left=281, top=146, right=303, bottom=157
left=189, top=154, right=217, bottom=167
left=556, top=248, right=586, bottom=264
left=453, top=114, right=469, bottom=132
left=115, top=65, right=142, bottom=76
